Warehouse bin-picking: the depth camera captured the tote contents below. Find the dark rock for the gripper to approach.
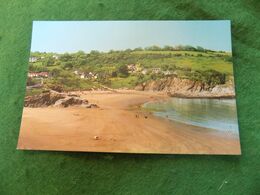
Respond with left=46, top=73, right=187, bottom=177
left=54, top=97, right=88, bottom=107
left=24, top=91, right=66, bottom=107
left=85, top=103, right=99, bottom=108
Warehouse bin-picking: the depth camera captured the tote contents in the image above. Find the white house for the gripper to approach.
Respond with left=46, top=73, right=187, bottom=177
left=163, top=70, right=172, bottom=75
left=29, top=57, right=38, bottom=63
left=141, top=69, right=148, bottom=75
left=53, top=55, right=59, bottom=60
left=80, top=73, right=85, bottom=79
left=28, top=72, right=48, bottom=78
left=127, top=64, right=141, bottom=73
left=151, top=68, right=161, bottom=74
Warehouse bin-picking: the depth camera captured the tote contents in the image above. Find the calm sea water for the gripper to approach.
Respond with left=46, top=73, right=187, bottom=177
left=143, top=98, right=239, bottom=134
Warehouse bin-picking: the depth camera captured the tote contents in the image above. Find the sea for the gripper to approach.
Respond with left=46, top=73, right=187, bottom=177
left=142, top=98, right=239, bottom=134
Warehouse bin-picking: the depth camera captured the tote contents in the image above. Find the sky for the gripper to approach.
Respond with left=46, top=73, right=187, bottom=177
left=31, top=20, right=232, bottom=53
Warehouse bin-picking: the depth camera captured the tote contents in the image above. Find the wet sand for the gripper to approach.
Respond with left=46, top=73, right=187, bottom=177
left=17, top=90, right=241, bottom=154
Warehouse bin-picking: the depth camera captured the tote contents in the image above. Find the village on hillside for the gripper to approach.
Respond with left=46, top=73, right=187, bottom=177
left=28, top=57, right=176, bottom=80
left=26, top=46, right=232, bottom=94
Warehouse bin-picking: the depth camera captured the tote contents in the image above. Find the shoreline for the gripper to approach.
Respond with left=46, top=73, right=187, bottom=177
left=59, top=88, right=236, bottom=99
left=170, top=93, right=235, bottom=99
left=18, top=90, right=241, bottom=154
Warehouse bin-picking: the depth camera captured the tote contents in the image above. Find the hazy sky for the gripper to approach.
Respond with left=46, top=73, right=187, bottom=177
left=31, top=21, right=232, bottom=53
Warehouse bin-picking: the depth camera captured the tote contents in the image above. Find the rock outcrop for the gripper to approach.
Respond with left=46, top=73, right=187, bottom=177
left=24, top=90, right=97, bottom=108
left=135, top=76, right=235, bottom=98
left=24, top=91, right=67, bottom=107
left=54, top=97, right=88, bottom=107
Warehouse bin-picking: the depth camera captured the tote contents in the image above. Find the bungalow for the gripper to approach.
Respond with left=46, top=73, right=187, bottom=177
left=29, top=57, right=38, bottom=63
left=141, top=69, right=148, bottom=75
left=127, top=64, right=142, bottom=73
left=127, top=64, right=137, bottom=73
left=80, top=73, right=85, bottom=79
left=53, top=55, right=59, bottom=60
left=28, top=72, right=49, bottom=78
left=162, top=70, right=172, bottom=75
left=151, top=68, right=161, bottom=74
left=85, top=72, right=99, bottom=79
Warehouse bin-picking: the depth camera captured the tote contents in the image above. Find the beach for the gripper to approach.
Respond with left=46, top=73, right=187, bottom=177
left=17, top=90, right=241, bottom=154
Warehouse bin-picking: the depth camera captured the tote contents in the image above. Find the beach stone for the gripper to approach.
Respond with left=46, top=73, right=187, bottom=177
left=85, top=103, right=99, bottom=108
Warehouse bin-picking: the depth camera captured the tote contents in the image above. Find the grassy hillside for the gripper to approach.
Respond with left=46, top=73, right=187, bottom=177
left=28, top=48, right=234, bottom=91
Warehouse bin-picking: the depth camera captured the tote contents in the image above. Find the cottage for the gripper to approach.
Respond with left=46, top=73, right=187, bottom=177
left=53, top=55, right=59, bottom=60
left=80, top=73, right=85, bottom=79
left=28, top=72, right=49, bottom=78
left=127, top=64, right=137, bottom=73
left=141, top=69, right=148, bottom=75
left=29, top=57, right=38, bottom=63
left=127, top=64, right=142, bottom=73
left=151, top=68, right=161, bottom=74
left=85, top=72, right=98, bottom=79
left=162, top=70, right=172, bottom=75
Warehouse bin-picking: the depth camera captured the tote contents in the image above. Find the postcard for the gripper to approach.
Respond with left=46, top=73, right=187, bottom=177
left=17, top=21, right=241, bottom=154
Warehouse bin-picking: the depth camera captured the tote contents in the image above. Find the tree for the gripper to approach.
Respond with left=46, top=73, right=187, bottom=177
left=145, top=45, right=162, bottom=51
left=133, top=47, right=143, bottom=51
left=62, top=62, right=73, bottom=69
left=118, top=64, right=129, bottom=77
left=201, top=70, right=226, bottom=86
left=50, top=68, right=62, bottom=77
left=90, top=50, right=100, bottom=55
left=43, top=57, right=55, bottom=66
left=124, top=49, right=132, bottom=52
left=196, top=46, right=205, bottom=52
left=60, top=53, right=72, bottom=62
left=163, top=45, right=174, bottom=51
left=111, top=71, right=117, bottom=77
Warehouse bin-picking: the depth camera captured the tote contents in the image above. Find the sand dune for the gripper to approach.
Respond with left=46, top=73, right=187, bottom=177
left=17, top=90, right=241, bottom=154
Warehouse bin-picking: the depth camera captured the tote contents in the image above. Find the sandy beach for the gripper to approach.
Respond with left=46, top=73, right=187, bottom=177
left=17, top=90, right=241, bottom=154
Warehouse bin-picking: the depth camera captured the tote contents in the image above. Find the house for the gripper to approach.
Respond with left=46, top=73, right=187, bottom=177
left=28, top=72, right=49, bottom=78
left=127, top=64, right=143, bottom=73
left=162, top=70, right=172, bottom=75
left=141, top=69, right=148, bottom=75
left=29, top=57, right=38, bottom=63
left=53, top=55, right=59, bottom=60
left=127, top=64, right=137, bottom=73
left=151, top=68, right=161, bottom=74
left=85, top=72, right=98, bottom=79
left=80, top=73, right=85, bottom=79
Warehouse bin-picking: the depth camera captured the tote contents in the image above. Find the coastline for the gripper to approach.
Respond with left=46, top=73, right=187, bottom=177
left=169, top=93, right=235, bottom=99
left=18, top=90, right=241, bottom=154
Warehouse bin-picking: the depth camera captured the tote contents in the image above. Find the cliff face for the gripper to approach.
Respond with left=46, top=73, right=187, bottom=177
left=135, top=77, right=235, bottom=98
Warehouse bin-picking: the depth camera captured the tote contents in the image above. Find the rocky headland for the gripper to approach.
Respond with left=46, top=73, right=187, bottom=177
left=135, top=76, right=235, bottom=98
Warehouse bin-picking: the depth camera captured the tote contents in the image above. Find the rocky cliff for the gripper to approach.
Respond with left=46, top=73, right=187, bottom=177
left=135, top=76, right=235, bottom=98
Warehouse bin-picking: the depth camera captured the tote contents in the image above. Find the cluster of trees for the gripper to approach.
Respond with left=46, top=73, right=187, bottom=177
left=82, top=45, right=217, bottom=53
left=186, top=70, right=226, bottom=87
